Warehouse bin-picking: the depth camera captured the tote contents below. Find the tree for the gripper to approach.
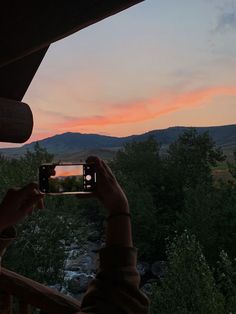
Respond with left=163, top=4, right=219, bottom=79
left=167, top=129, right=225, bottom=189
left=151, top=232, right=224, bottom=314
left=175, top=184, right=219, bottom=263
left=228, top=150, right=236, bottom=180
left=176, top=172, right=236, bottom=264
left=0, top=143, right=54, bottom=195
left=215, top=250, right=236, bottom=313
left=162, top=129, right=225, bottom=217
left=110, top=136, right=161, bottom=190
left=19, top=142, right=54, bottom=184
left=109, top=137, right=164, bottom=260
left=2, top=144, right=90, bottom=285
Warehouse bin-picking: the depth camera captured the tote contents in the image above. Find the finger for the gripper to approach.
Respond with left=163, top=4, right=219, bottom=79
left=87, top=156, right=106, bottom=177
left=22, top=182, right=39, bottom=191
left=20, top=195, right=44, bottom=214
left=86, top=155, right=100, bottom=164
left=1, top=188, right=19, bottom=205
left=36, top=198, right=45, bottom=210
left=20, top=183, right=42, bottom=198
left=101, top=160, right=114, bottom=177
left=51, top=169, right=56, bottom=176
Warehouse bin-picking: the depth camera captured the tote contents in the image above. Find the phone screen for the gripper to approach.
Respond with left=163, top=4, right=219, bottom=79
left=39, top=163, right=96, bottom=194
left=49, top=165, right=84, bottom=193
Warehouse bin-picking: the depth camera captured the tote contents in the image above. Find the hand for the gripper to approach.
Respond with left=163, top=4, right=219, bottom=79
left=86, top=156, right=129, bottom=214
left=0, top=183, right=44, bottom=232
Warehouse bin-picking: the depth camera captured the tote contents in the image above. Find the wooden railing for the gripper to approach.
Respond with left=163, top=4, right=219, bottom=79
left=0, top=268, right=81, bottom=313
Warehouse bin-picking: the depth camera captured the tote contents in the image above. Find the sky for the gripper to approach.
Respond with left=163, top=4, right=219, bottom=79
left=5, top=0, right=236, bottom=147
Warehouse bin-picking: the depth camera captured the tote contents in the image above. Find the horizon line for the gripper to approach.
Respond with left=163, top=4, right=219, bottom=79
left=0, top=123, right=235, bottom=150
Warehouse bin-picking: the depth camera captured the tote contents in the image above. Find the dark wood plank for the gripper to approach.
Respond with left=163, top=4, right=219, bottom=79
left=0, top=1, right=143, bottom=67
left=0, top=47, right=48, bottom=101
left=0, top=290, right=13, bottom=314
left=18, top=300, right=31, bottom=314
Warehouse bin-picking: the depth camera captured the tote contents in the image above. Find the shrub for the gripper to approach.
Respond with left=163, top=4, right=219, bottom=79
left=151, top=231, right=224, bottom=314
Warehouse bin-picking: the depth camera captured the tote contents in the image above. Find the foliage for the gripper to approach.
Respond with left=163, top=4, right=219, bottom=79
left=109, top=130, right=228, bottom=261
left=109, top=137, right=164, bottom=259
left=2, top=144, right=91, bottom=285
left=151, top=232, right=224, bottom=314
left=4, top=209, right=67, bottom=284
left=167, top=129, right=225, bottom=188
left=175, top=181, right=236, bottom=263
left=0, top=143, right=53, bottom=197
left=1, top=129, right=236, bottom=309
left=215, top=251, right=236, bottom=313
left=228, top=150, right=236, bottom=180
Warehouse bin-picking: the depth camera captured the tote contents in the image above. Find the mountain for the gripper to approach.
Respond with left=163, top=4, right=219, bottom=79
left=0, top=124, right=235, bottom=161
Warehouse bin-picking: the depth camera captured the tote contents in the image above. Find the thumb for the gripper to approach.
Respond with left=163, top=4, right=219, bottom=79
left=20, top=195, right=44, bottom=215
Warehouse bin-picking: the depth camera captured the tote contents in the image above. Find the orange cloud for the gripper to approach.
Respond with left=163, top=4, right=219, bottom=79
left=52, top=86, right=236, bottom=131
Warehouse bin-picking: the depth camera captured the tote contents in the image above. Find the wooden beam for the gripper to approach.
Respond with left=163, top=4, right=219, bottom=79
left=0, top=0, right=144, bottom=68
left=0, top=47, right=48, bottom=101
left=0, top=268, right=81, bottom=314
left=0, top=290, right=12, bottom=314
left=0, top=98, right=33, bottom=143
left=18, top=300, right=31, bottom=314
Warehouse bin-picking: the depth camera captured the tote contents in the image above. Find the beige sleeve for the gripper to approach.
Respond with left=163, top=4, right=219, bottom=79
left=80, top=246, right=150, bottom=314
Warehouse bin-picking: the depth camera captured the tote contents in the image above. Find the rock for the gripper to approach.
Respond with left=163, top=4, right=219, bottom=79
left=87, top=231, right=100, bottom=242
left=86, top=241, right=101, bottom=252
left=65, top=252, right=98, bottom=273
left=137, top=262, right=150, bottom=276
left=141, top=282, right=154, bottom=296
left=65, top=241, right=100, bottom=273
left=151, top=261, right=167, bottom=280
left=67, top=273, right=94, bottom=293
left=65, top=259, right=81, bottom=272
left=70, top=242, right=80, bottom=250
left=67, top=248, right=81, bottom=260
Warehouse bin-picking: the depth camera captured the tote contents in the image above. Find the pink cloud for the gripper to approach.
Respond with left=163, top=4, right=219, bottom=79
left=51, top=86, right=236, bottom=131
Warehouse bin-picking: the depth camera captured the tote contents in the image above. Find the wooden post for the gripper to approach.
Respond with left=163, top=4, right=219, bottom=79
left=0, top=98, right=33, bottom=143
left=0, top=290, right=12, bottom=314
left=19, top=300, right=31, bottom=314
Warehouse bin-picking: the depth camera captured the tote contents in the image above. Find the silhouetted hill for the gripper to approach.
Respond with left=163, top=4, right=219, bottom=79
left=0, top=124, right=235, bottom=160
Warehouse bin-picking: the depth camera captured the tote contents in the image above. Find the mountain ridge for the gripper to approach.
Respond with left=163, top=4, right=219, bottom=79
left=1, top=124, right=235, bottom=160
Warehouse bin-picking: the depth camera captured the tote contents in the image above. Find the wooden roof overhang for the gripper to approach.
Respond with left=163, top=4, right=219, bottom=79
left=0, top=0, right=143, bottom=143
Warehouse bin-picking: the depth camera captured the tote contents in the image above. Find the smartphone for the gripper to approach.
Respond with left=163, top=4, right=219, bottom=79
left=39, top=163, right=96, bottom=195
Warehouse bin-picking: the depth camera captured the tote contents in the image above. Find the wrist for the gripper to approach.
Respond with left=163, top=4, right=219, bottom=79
left=107, top=203, right=130, bottom=215
left=106, top=212, right=131, bottom=221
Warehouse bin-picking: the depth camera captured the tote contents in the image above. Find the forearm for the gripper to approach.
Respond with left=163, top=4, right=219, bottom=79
left=105, top=214, right=133, bottom=247
left=81, top=246, right=150, bottom=313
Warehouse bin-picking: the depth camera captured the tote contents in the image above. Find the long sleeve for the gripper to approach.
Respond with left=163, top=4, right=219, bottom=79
left=79, top=246, right=150, bottom=314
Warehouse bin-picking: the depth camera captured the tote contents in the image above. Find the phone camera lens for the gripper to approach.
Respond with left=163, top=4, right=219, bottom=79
left=85, top=174, right=92, bottom=181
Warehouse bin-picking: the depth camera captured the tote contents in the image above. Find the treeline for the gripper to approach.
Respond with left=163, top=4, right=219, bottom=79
left=111, top=129, right=236, bottom=262
left=1, top=129, right=236, bottom=313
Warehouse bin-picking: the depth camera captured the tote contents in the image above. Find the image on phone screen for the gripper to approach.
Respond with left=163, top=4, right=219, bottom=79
left=39, top=163, right=96, bottom=194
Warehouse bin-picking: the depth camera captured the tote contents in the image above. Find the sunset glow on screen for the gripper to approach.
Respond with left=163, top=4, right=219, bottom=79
left=53, top=165, right=83, bottom=178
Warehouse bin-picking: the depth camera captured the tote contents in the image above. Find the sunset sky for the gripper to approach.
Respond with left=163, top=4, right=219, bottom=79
left=7, top=0, right=236, bottom=147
